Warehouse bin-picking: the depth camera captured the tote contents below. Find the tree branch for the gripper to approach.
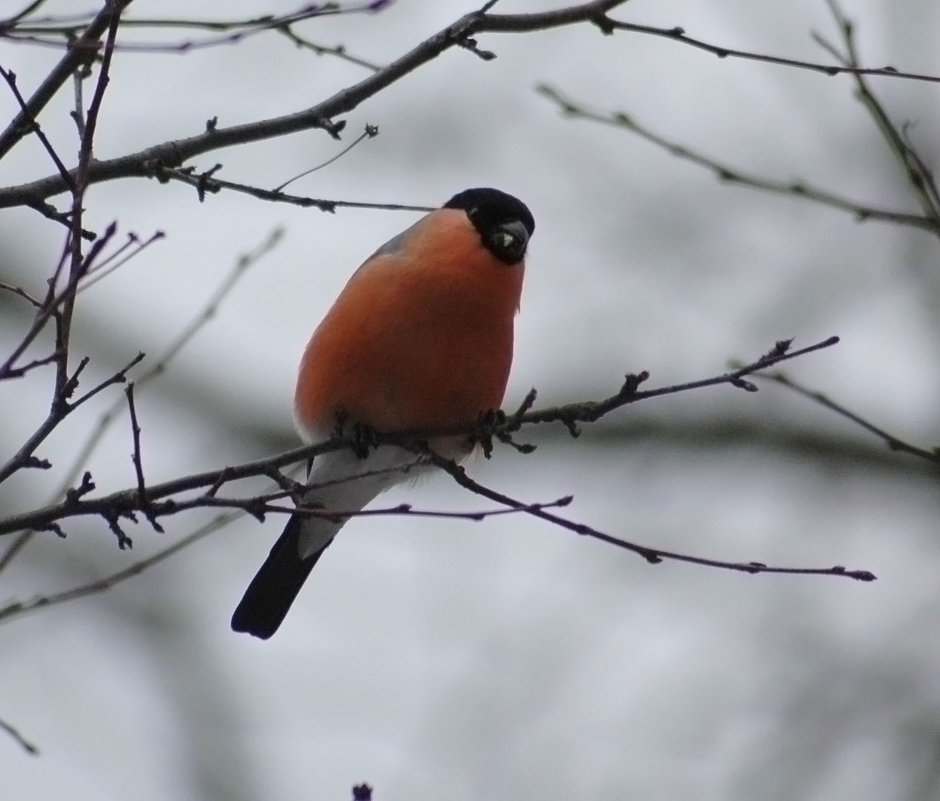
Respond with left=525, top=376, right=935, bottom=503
left=0, top=0, right=134, bottom=159
left=0, top=714, right=38, bottom=756
left=762, top=371, right=940, bottom=467
left=537, top=85, right=939, bottom=235
left=425, top=449, right=875, bottom=582
left=0, top=335, right=840, bottom=537
left=0, top=0, right=629, bottom=208
left=596, top=15, right=940, bottom=85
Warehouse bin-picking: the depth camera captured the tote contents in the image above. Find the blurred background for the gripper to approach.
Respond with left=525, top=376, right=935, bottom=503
left=2, top=0, right=939, bottom=799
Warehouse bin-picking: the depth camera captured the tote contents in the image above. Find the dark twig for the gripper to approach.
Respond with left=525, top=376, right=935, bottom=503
left=23, top=198, right=97, bottom=240
left=0, top=223, right=116, bottom=383
left=0, top=230, right=279, bottom=576
left=2, top=2, right=387, bottom=55
left=0, top=512, right=241, bottom=624
left=274, top=25, right=381, bottom=72
left=0, top=336, right=840, bottom=536
left=816, top=0, right=940, bottom=235
left=125, top=383, right=163, bottom=533
left=537, top=85, right=939, bottom=235
left=0, top=351, right=60, bottom=379
left=55, top=5, right=122, bottom=424
left=425, top=450, right=875, bottom=581
left=159, top=165, right=435, bottom=213
left=0, top=0, right=630, bottom=207
left=597, top=16, right=940, bottom=85
left=273, top=124, right=380, bottom=192
left=503, top=337, right=840, bottom=436
left=0, top=64, right=74, bottom=191
left=0, top=495, right=573, bottom=626
left=764, top=372, right=940, bottom=466
left=0, top=714, right=38, bottom=756
left=0, top=352, right=144, bottom=485
left=54, top=227, right=283, bottom=498
left=0, top=281, right=41, bottom=307
left=77, top=230, right=165, bottom=293
left=0, top=0, right=134, bottom=160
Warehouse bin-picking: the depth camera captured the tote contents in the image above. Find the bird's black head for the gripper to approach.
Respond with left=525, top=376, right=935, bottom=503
left=444, top=187, right=535, bottom=265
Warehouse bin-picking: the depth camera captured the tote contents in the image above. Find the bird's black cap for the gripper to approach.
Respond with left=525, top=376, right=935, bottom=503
left=444, top=187, right=535, bottom=236
left=445, top=188, right=534, bottom=264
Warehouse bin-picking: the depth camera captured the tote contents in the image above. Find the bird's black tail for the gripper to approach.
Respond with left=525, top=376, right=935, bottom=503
left=231, top=516, right=330, bottom=639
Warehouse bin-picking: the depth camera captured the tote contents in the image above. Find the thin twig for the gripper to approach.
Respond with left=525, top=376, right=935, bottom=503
left=0, top=229, right=281, bottom=577
left=0, top=352, right=143, bottom=486
left=0, top=0, right=134, bottom=159
left=0, top=715, right=38, bottom=756
left=125, top=383, right=163, bottom=533
left=426, top=450, right=875, bottom=581
left=55, top=4, right=122, bottom=418
left=0, top=281, right=41, bottom=308
left=0, top=0, right=630, bottom=207
left=0, top=512, right=240, bottom=624
left=763, top=372, right=940, bottom=466
left=0, top=64, right=74, bottom=191
left=275, top=25, right=381, bottom=72
left=537, top=85, right=938, bottom=235
left=817, top=0, right=940, bottom=235
left=52, top=227, right=284, bottom=498
left=0, top=223, right=116, bottom=383
left=0, top=493, right=563, bottom=627
left=273, top=124, right=380, bottom=192
left=77, top=230, right=165, bottom=293
left=159, top=165, right=436, bottom=213
left=23, top=198, right=97, bottom=240
left=597, top=16, right=940, bottom=85
left=2, top=2, right=387, bottom=54
left=0, top=336, right=841, bottom=536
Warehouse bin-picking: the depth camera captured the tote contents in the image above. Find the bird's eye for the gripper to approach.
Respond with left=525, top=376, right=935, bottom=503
left=486, top=223, right=528, bottom=264
left=486, top=219, right=528, bottom=263
left=492, top=231, right=518, bottom=252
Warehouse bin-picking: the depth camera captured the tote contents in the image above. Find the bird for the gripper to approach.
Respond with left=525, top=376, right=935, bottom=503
left=231, top=187, right=535, bottom=639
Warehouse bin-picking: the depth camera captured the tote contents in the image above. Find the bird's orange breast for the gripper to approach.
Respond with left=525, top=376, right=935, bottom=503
left=294, top=209, right=525, bottom=437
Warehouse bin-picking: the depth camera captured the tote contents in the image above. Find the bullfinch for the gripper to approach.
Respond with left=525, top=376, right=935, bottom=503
left=231, top=187, right=535, bottom=639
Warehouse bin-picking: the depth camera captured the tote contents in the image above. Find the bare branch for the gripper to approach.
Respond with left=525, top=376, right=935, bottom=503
left=0, top=336, right=841, bottom=537
left=274, top=24, right=381, bottom=72
left=0, top=63, right=73, bottom=189
left=0, top=281, right=41, bottom=307
left=500, top=337, right=841, bottom=438
left=0, top=351, right=144, bottom=485
left=762, top=372, right=940, bottom=467
left=424, top=449, right=875, bottom=582
left=53, top=5, right=123, bottom=434
left=0, top=0, right=134, bottom=159
left=124, top=383, right=163, bottom=533
left=0, top=229, right=280, bottom=577
left=596, top=15, right=940, bottom=85
left=52, top=227, right=283, bottom=497
left=162, top=164, right=433, bottom=213
left=0, top=222, right=122, bottom=382
left=77, top=229, right=165, bottom=293
left=537, top=85, right=939, bottom=235
left=817, top=0, right=940, bottom=234
left=273, top=124, right=381, bottom=193
left=0, top=494, right=569, bottom=626
left=0, top=0, right=630, bottom=208
left=0, top=511, right=240, bottom=624
left=22, top=197, right=97, bottom=239
left=0, top=714, right=38, bottom=756
left=2, top=2, right=387, bottom=56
